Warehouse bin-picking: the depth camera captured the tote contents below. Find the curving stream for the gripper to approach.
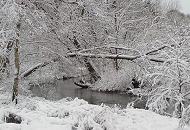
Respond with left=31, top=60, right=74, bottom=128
left=31, top=79, right=146, bottom=109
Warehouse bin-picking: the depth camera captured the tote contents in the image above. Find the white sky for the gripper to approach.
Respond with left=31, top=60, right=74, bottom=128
left=178, top=0, right=190, bottom=14
left=158, top=0, right=190, bottom=14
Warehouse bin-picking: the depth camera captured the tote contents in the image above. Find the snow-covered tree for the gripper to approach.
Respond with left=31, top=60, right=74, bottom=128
left=146, top=10, right=190, bottom=117
left=0, top=0, right=50, bottom=103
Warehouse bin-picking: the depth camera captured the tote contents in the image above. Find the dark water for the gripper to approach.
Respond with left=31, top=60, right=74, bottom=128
left=31, top=79, right=146, bottom=109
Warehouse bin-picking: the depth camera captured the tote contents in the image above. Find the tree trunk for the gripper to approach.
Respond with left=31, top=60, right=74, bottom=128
left=114, top=48, right=119, bottom=70
left=12, top=22, right=21, bottom=104
left=114, top=13, right=119, bottom=71
left=176, top=57, right=183, bottom=118
left=72, top=35, right=101, bottom=83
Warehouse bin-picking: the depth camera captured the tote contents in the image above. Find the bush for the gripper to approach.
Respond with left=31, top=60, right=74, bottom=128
left=92, top=62, right=141, bottom=92
left=178, top=105, right=190, bottom=129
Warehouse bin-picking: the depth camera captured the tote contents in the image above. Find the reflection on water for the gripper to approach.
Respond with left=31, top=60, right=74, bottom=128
left=31, top=79, right=146, bottom=109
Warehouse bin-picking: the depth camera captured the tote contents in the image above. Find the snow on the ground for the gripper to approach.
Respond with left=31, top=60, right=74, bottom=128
left=0, top=94, right=189, bottom=130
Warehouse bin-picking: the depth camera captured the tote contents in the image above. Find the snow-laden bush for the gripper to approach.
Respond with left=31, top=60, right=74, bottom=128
left=92, top=62, right=142, bottom=92
left=146, top=41, right=190, bottom=117
left=92, top=67, right=133, bottom=91
left=178, top=105, right=190, bottom=129
left=146, top=86, right=174, bottom=115
left=75, top=105, right=119, bottom=130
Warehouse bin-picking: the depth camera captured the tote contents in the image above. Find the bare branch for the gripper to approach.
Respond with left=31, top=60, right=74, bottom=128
left=146, top=46, right=168, bottom=55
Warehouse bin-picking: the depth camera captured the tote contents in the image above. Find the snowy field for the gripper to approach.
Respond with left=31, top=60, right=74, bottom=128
left=0, top=94, right=189, bottom=130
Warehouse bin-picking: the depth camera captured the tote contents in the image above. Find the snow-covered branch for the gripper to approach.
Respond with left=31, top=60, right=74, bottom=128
left=67, top=51, right=165, bottom=63
left=20, top=62, right=49, bottom=78
left=67, top=52, right=140, bottom=60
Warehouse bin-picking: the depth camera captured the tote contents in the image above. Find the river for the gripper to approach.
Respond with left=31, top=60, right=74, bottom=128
left=31, top=79, right=146, bottom=109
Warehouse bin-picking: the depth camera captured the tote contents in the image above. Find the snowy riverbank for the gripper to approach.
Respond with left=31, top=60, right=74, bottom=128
left=0, top=94, right=189, bottom=130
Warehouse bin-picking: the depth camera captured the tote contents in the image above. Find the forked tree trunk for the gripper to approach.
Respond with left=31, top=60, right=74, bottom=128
left=12, top=22, right=21, bottom=104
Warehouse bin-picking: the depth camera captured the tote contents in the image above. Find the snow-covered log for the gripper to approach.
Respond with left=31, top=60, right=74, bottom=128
left=67, top=52, right=165, bottom=63
left=74, top=82, right=90, bottom=89
left=20, top=57, right=62, bottom=78
left=20, top=62, right=49, bottom=78
left=67, top=52, right=139, bottom=60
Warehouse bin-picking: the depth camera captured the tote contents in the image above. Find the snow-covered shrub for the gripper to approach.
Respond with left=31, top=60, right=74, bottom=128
left=146, top=87, right=173, bottom=115
left=74, top=112, right=103, bottom=130
left=92, top=67, right=131, bottom=91
left=146, top=40, right=190, bottom=117
left=92, top=62, right=141, bottom=92
left=93, top=107, right=113, bottom=130
left=78, top=116, right=95, bottom=130
left=178, top=105, right=190, bottom=129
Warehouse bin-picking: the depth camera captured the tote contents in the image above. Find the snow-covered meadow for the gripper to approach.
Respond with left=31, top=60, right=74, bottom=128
left=0, top=94, right=189, bottom=130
